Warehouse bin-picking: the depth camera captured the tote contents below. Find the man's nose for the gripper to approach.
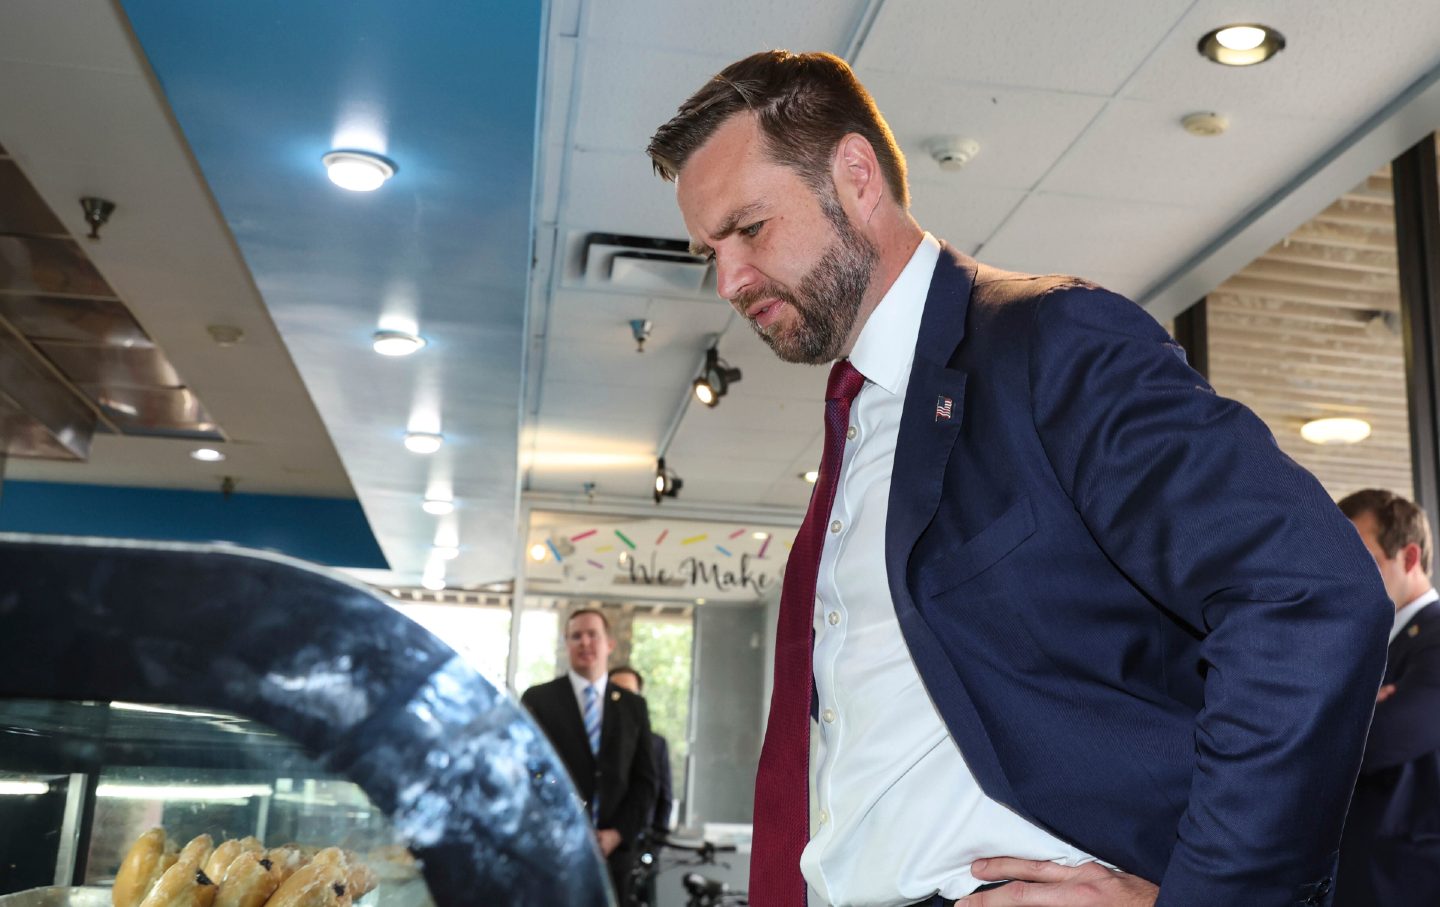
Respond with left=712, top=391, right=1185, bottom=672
left=714, top=250, right=757, bottom=306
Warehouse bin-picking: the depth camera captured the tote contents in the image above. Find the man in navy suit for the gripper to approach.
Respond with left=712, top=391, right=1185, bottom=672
left=647, top=51, right=1391, bottom=907
left=1336, top=490, right=1440, bottom=906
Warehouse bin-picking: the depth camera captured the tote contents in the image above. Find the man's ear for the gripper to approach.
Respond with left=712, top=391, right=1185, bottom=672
left=831, top=133, right=882, bottom=222
left=1405, top=542, right=1423, bottom=574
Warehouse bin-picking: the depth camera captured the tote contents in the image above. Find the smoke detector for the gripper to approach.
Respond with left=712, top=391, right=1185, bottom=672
left=925, top=137, right=981, bottom=171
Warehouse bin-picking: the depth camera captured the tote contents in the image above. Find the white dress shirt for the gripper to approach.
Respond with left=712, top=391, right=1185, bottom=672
left=1390, top=587, right=1439, bottom=643
left=800, top=234, right=1099, bottom=906
left=569, top=670, right=608, bottom=724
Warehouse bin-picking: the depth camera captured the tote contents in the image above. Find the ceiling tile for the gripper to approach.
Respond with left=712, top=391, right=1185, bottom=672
left=0, top=1, right=144, bottom=73
left=909, top=182, right=1028, bottom=253
left=572, top=44, right=737, bottom=152
left=862, top=72, right=1108, bottom=191
left=978, top=192, right=1233, bottom=295
left=1040, top=99, right=1350, bottom=207
left=559, top=150, right=691, bottom=242
left=580, top=0, right=865, bottom=57
left=858, top=0, right=1193, bottom=95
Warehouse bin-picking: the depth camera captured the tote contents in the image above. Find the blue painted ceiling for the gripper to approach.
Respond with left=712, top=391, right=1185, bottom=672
left=118, top=1, right=544, bottom=585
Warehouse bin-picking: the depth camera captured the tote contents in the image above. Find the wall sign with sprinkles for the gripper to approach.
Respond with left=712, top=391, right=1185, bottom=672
left=525, top=516, right=797, bottom=602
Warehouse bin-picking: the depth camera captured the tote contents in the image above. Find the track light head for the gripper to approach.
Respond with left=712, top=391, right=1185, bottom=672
left=653, top=457, right=682, bottom=503
left=693, top=346, right=741, bottom=407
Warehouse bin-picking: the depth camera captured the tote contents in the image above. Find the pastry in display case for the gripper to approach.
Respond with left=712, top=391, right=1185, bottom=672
left=0, top=534, right=615, bottom=907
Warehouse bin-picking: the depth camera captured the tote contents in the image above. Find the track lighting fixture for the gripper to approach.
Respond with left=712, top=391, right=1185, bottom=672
left=654, top=457, right=683, bottom=503
left=692, top=346, right=742, bottom=407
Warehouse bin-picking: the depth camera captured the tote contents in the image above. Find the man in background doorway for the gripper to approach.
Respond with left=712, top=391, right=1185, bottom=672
left=1336, top=489, right=1440, bottom=906
left=522, top=610, right=658, bottom=904
left=610, top=664, right=676, bottom=837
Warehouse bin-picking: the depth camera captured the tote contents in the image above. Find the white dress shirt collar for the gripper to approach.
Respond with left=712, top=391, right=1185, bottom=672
left=1391, top=587, right=1439, bottom=643
left=847, top=233, right=941, bottom=396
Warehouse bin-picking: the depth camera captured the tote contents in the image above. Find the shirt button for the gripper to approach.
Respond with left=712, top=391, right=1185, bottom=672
left=830, top=519, right=842, bottom=533
left=827, top=611, right=840, bottom=626
left=822, top=708, right=836, bottom=723
left=846, top=425, right=857, bottom=441
left=818, top=809, right=829, bottom=825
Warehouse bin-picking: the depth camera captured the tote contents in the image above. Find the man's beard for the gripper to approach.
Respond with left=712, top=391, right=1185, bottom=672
left=740, top=194, right=878, bottom=365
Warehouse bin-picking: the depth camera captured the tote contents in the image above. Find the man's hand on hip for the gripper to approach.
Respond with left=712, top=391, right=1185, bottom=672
left=957, top=858, right=1157, bottom=906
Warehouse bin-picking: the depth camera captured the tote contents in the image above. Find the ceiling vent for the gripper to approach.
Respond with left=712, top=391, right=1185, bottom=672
left=578, top=233, right=713, bottom=297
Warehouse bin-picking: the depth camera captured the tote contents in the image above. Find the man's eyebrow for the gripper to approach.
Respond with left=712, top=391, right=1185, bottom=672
left=690, top=202, right=766, bottom=257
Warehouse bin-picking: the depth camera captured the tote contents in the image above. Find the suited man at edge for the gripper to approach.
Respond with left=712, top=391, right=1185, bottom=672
left=1336, top=489, right=1440, bottom=906
left=646, top=51, right=1390, bottom=907
left=522, top=609, right=658, bottom=903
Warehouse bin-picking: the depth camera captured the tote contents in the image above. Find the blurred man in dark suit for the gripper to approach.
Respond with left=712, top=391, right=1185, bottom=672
left=1336, top=489, right=1440, bottom=906
left=610, top=664, right=675, bottom=835
left=523, top=610, right=657, bottom=904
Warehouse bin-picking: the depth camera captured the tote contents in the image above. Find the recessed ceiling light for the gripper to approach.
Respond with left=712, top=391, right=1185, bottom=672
left=529, top=543, right=548, bottom=562
left=322, top=150, right=397, bottom=192
left=422, top=498, right=454, bottom=515
left=800, top=470, right=819, bottom=484
left=404, top=432, right=444, bottom=454
left=434, top=545, right=460, bottom=560
left=372, top=330, right=426, bottom=356
left=191, top=448, right=225, bottom=462
left=1300, top=417, right=1371, bottom=445
left=752, top=531, right=769, bottom=540
left=1198, top=24, right=1285, bottom=66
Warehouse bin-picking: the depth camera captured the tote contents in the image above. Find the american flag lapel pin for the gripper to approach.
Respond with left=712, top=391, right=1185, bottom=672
left=935, top=395, right=953, bottom=422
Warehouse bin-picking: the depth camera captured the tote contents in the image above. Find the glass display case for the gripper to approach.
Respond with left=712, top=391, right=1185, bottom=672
left=0, top=534, right=613, bottom=907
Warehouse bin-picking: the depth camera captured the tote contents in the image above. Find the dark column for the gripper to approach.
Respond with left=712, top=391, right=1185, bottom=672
left=1173, top=298, right=1209, bottom=380
left=1393, top=133, right=1440, bottom=523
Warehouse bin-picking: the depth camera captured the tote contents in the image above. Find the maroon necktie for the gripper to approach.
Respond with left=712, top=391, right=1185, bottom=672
left=750, top=359, right=867, bottom=906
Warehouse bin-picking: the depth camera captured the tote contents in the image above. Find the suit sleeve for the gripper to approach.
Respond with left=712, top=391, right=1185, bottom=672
left=653, top=734, right=674, bottom=832
left=607, top=694, right=659, bottom=842
left=1364, top=634, right=1440, bottom=771
left=1026, top=285, right=1392, bottom=906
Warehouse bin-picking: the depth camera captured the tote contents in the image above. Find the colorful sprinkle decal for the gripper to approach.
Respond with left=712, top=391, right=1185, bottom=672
left=682, top=534, right=707, bottom=545
left=571, top=529, right=597, bottom=542
left=594, top=545, right=613, bottom=553
left=716, top=545, right=733, bottom=557
left=757, top=536, right=772, bottom=559
left=615, top=530, right=636, bottom=550
left=728, top=528, right=747, bottom=539
left=587, top=558, right=605, bottom=570
left=656, top=529, right=669, bottom=545
left=546, top=539, right=563, bottom=562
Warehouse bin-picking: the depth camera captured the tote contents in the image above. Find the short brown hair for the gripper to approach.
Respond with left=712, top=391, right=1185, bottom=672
left=647, top=50, right=909, bottom=208
left=609, top=665, right=644, bottom=691
left=1339, top=488, right=1432, bottom=574
left=566, top=607, right=611, bottom=635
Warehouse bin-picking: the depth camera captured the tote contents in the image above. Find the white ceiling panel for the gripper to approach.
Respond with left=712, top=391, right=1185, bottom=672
left=862, top=72, right=1108, bottom=191
left=858, top=0, right=1193, bottom=95
left=1039, top=99, right=1351, bottom=207
left=579, top=0, right=865, bottom=57
left=1123, top=2, right=1440, bottom=119
left=909, top=181, right=1028, bottom=253
left=560, top=148, right=690, bottom=237
left=572, top=44, right=738, bottom=152
left=979, top=192, right=1233, bottom=291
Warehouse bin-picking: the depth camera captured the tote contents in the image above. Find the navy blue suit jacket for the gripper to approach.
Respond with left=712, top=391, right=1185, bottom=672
left=1337, top=601, right=1440, bottom=906
left=885, top=246, right=1391, bottom=906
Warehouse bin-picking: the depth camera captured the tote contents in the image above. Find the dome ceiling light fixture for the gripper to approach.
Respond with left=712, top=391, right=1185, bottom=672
left=1198, top=24, right=1285, bottom=67
left=692, top=345, right=742, bottom=408
left=191, top=448, right=225, bottom=462
left=322, top=149, right=398, bottom=192
left=404, top=431, right=444, bottom=454
left=800, top=470, right=819, bottom=484
left=373, top=329, right=426, bottom=356
left=422, top=498, right=454, bottom=515
left=1300, top=417, right=1371, bottom=446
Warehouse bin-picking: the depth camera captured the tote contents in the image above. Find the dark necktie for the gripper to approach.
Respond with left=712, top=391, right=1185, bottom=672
left=750, top=359, right=867, bottom=906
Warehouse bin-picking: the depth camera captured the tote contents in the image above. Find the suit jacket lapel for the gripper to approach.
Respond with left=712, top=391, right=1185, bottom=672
left=886, top=244, right=975, bottom=567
